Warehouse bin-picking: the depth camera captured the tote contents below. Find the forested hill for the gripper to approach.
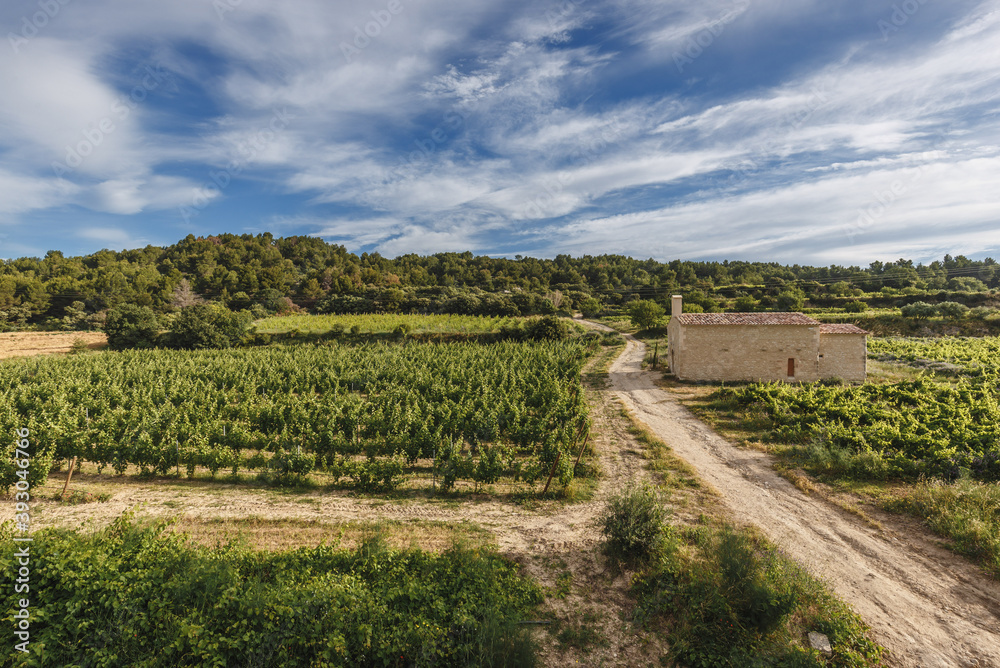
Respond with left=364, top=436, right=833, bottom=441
left=1, top=232, right=997, bottom=327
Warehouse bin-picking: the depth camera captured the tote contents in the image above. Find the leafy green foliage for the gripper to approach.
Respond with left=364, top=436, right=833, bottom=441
left=104, top=303, right=159, bottom=350
left=579, top=297, right=602, bottom=318
left=714, top=377, right=1000, bottom=481
left=597, top=483, right=672, bottom=560
left=776, top=289, right=806, bottom=311
left=843, top=300, right=867, bottom=313
left=900, top=301, right=938, bottom=318
left=628, top=300, right=666, bottom=330
left=0, top=517, right=542, bottom=667
left=937, top=301, right=970, bottom=319
left=0, top=339, right=590, bottom=493
left=162, top=304, right=252, bottom=349
left=635, top=526, right=882, bottom=667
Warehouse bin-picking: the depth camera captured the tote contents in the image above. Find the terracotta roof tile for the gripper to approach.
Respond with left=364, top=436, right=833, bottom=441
left=673, top=312, right=819, bottom=326
left=819, top=323, right=869, bottom=335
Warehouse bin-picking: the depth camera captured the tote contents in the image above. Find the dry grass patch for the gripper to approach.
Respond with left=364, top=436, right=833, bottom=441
left=162, top=516, right=493, bottom=552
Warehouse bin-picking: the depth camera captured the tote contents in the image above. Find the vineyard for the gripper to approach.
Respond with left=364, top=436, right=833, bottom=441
left=868, top=336, right=1000, bottom=375
left=708, top=336, right=1000, bottom=481
left=253, top=313, right=518, bottom=336
left=0, top=339, right=594, bottom=493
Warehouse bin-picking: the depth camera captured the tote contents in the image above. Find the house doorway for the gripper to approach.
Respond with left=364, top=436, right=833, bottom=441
left=787, top=358, right=795, bottom=377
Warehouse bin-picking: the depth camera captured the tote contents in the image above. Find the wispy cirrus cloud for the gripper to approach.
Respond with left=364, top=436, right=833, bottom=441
left=0, top=0, right=997, bottom=263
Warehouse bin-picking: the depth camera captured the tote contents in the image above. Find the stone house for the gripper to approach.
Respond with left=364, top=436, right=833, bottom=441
left=666, top=296, right=867, bottom=383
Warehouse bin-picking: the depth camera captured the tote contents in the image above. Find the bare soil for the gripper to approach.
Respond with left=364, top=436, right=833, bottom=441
left=0, top=331, right=106, bottom=360
left=606, top=330, right=1000, bottom=668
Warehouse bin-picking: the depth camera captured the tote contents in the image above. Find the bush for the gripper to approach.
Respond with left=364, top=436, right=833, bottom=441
left=776, top=289, right=806, bottom=311
left=628, top=299, right=666, bottom=329
left=103, top=303, right=159, bottom=350
left=524, top=316, right=571, bottom=341
left=351, top=457, right=406, bottom=492
left=900, top=301, right=938, bottom=318
left=598, top=483, right=671, bottom=560
left=580, top=297, right=602, bottom=318
left=937, top=301, right=970, bottom=319
left=843, top=300, right=867, bottom=313
left=163, top=304, right=252, bottom=349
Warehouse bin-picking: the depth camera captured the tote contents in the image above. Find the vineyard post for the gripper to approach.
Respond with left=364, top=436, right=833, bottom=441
left=541, top=451, right=562, bottom=496
left=653, top=342, right=658, bottom=369
left=61, top=457, right=77, bottom=498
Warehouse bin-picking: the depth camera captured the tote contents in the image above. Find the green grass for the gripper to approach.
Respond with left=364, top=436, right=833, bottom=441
left=613, top=406, right=883, bottom=666
left=635, top=524, right=883, bottom=667
left=885, top=479, right=1000, bottom=578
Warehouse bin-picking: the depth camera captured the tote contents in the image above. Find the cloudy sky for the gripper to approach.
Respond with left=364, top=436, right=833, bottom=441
left=1, top=0, right=999, bottom=264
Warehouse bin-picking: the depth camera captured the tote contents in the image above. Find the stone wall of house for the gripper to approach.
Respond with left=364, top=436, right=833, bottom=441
left=818, top=333, right=867, bottom=382
left=669, top=323, right=822, bottom=382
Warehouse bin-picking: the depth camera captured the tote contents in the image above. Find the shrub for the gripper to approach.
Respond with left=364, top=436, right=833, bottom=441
left=580, top=297, right=602, bottom=318
left=69, top=337, right=90, bottom=354
left=103, top=303, right=159, bottom=350
left=900, top=301, right=938, bottom=318
left=163, top=304, right=252, bottom=349
left=776, top=289, right=806, bottom=311
left=597, top=483, right=671, bottom=560
left=524, top=315, right=571, bottom=341
left=351, top=457, right=406, bottom=492
left=937, top=301, right=970, bottom=319
left=843, top=300, right=867, bottom=313
left=969, top=306, right=997, bottom=320
left=628, top=299, right=666, bottom=329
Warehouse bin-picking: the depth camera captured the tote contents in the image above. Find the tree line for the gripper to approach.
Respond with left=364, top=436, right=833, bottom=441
left=1, top=232, right=997, bottom=330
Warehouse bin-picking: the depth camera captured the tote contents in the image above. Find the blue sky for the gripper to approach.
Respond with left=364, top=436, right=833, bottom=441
left=1, top=0, right=999, bottom=264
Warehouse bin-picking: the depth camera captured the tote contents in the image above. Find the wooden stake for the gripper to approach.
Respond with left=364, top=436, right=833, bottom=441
left=61, top=457, right=77, bottom=498
left=541, top=451, right=562, bottom=496
left=572, top=432, right=591, bottom=475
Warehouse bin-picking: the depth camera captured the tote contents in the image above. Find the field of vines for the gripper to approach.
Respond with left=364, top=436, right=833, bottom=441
left=868, top=336, right=1000, bottom=375
left=0, top=339, right=593, bottom=493
left=252, top=313, right=517, bottom=335
left=709, top=336, right=1000, bottom=481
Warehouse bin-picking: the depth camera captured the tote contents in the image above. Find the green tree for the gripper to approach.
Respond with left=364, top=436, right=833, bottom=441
left=900, top=301, right=938, bottom=319
left=164, top=304, right=251, bottom=349
left=936, top=301, right=970, bottom=319
left=775, top=289, right=805, bottom=311
left=103, top=304, right=159, bottom=350
left=628, top=300, right=666, bottom=329
left=843, top=300, right=867, bottom=313
left=579, top=297, right=602, bottom=318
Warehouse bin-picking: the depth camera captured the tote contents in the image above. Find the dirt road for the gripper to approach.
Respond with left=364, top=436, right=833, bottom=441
left=606, top=330, right=1000, bottom=668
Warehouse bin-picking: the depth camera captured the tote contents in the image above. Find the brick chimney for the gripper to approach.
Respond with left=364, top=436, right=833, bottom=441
left=671, top=295, right=682, bottom=315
